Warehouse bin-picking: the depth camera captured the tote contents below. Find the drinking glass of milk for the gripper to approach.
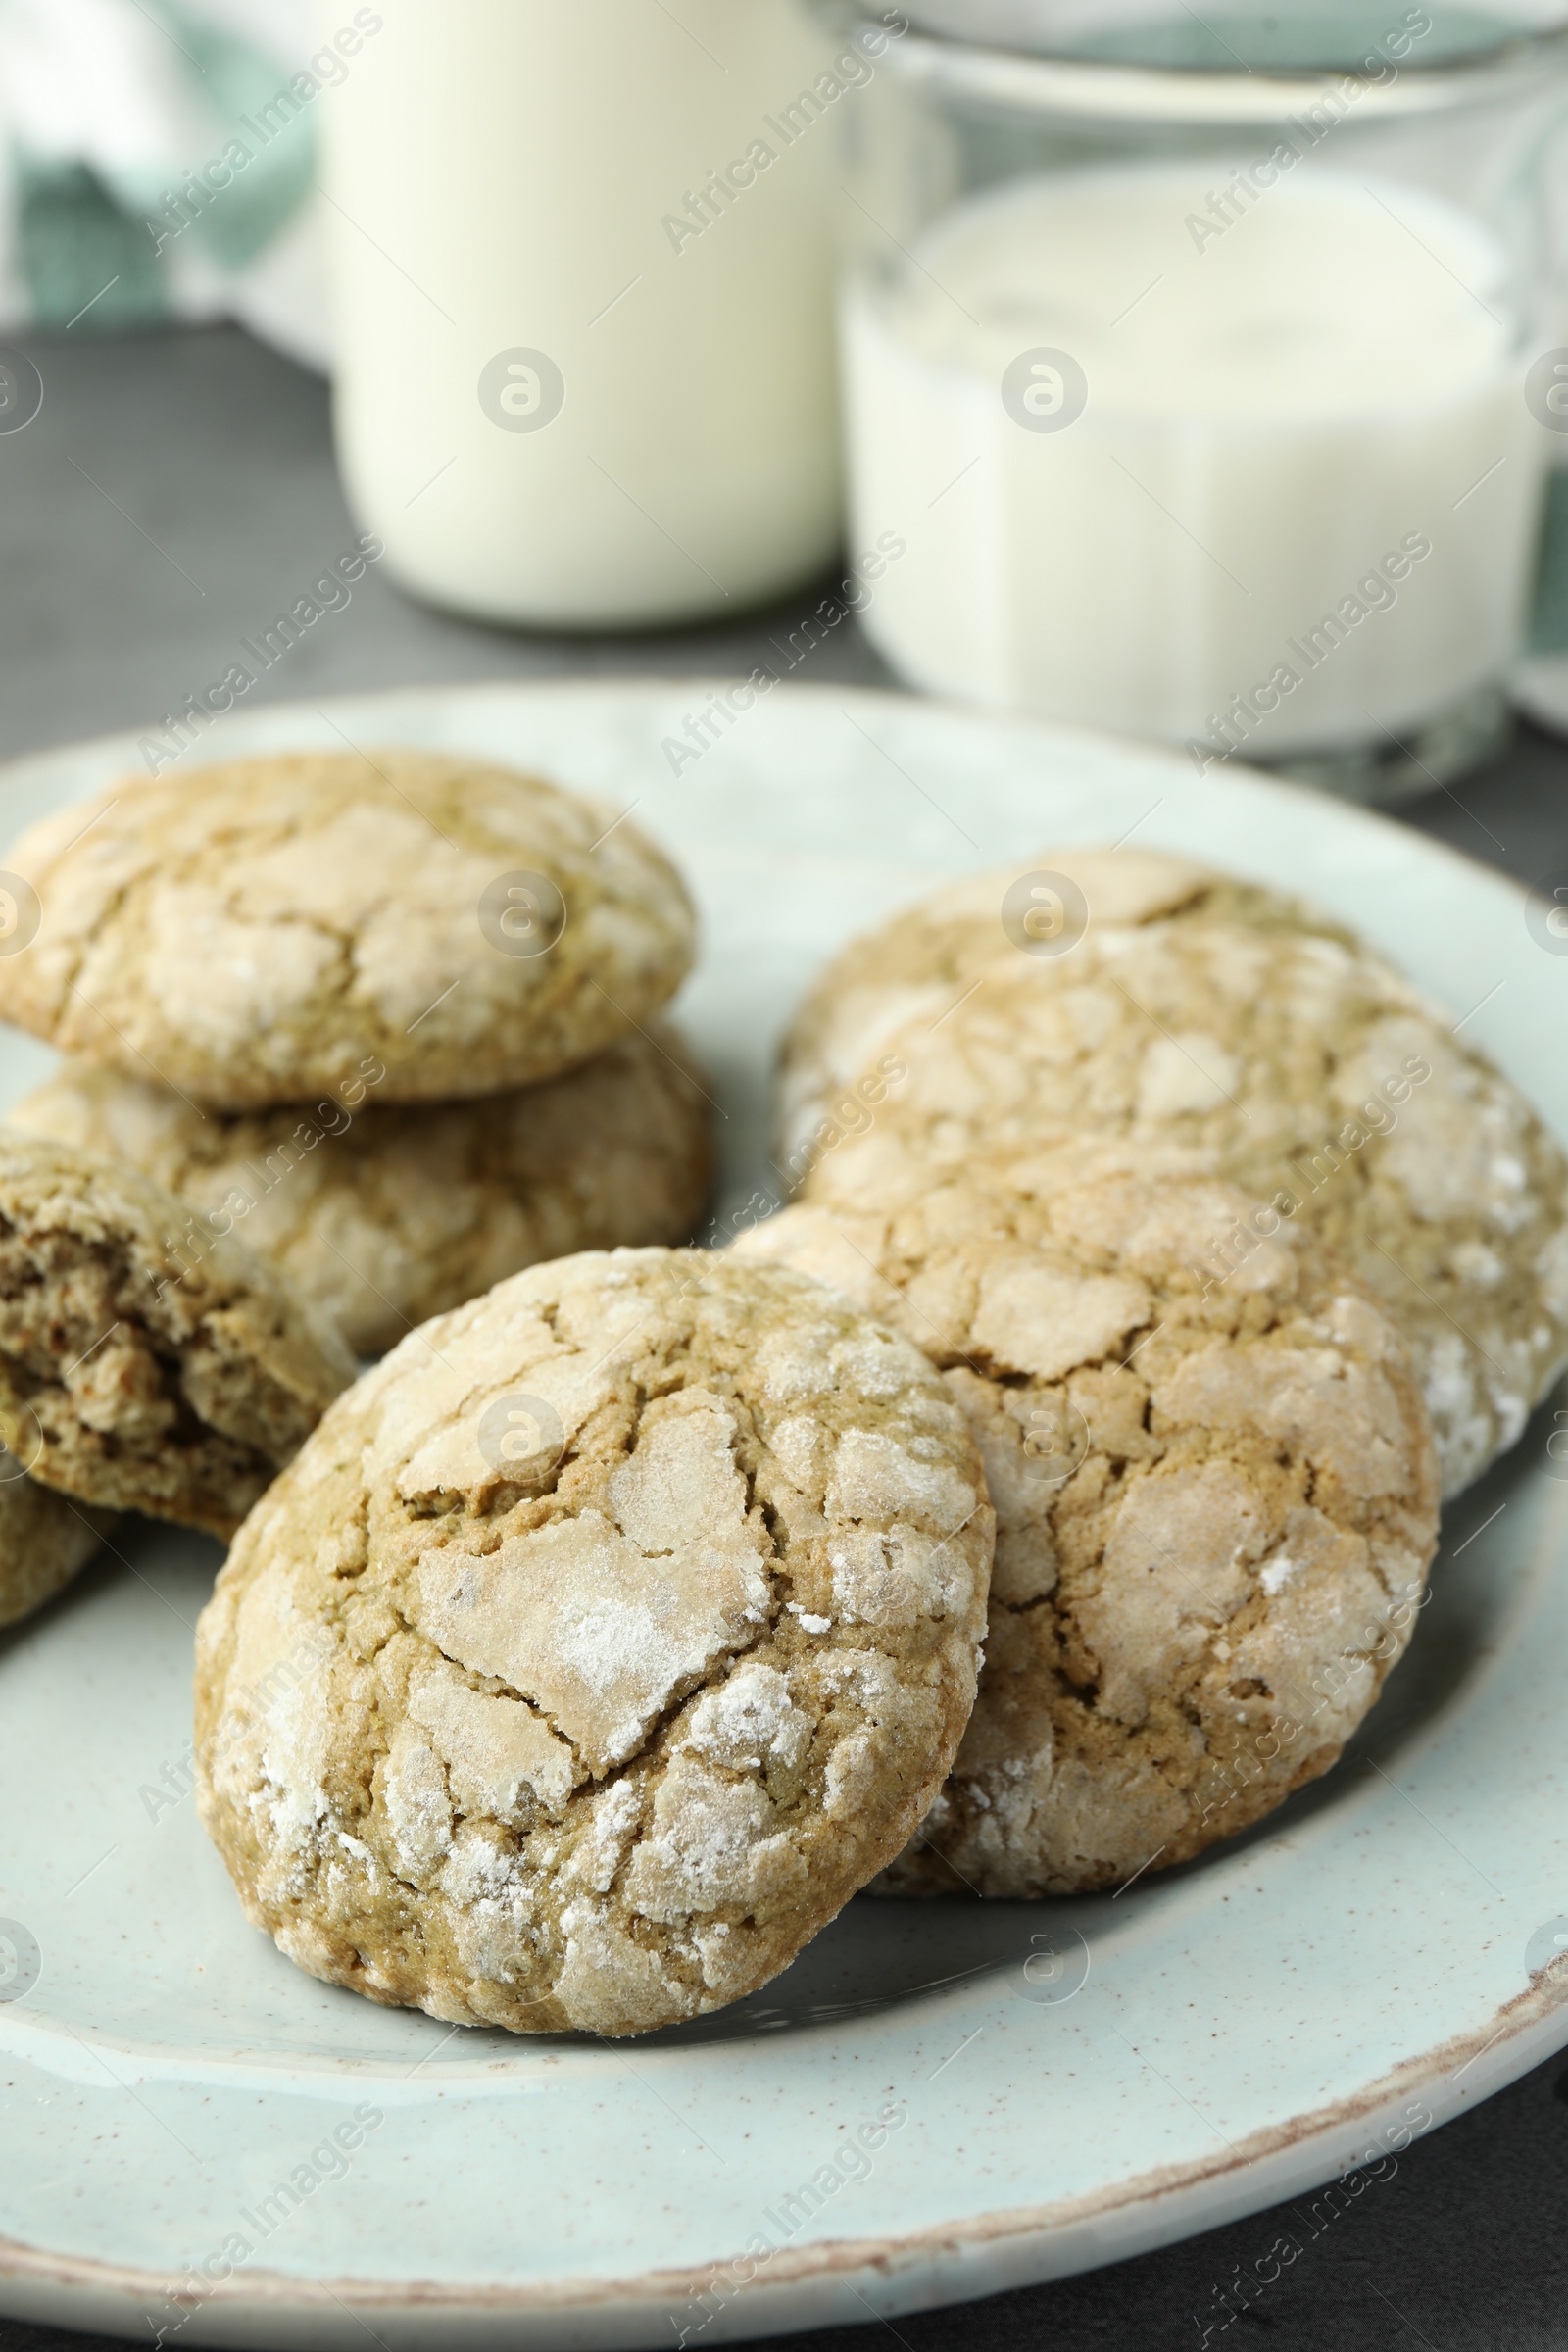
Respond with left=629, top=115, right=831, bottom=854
left=319, top=0, right=871, bottom=629
left=818, top=1, right=1568, bottom=797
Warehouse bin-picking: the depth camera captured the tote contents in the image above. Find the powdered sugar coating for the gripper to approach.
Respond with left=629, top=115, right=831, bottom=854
left=195, top=1249, right=992, bottom=2035
left=807, top=919, right=1568, bottom=1497
left=776, top=847, right=1348, bottom=1181
left=0, top=751, right=696, bottom=1108
left=736, top=1169, right=1440, bottom=1895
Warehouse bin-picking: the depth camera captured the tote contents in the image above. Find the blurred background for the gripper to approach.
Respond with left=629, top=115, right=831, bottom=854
left=4, top=3, right=1568, bottom=2346
left=6, top=0, right=1568, bottom=858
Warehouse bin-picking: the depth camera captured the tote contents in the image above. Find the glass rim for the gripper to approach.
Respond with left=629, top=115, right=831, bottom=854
left=817, top=5, right=1568, bottom=122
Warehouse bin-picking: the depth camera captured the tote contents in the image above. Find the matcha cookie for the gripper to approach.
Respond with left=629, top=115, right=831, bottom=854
left=0, top=1462, right=116, bottom=1632
left=777, top=848, right=1349, bottom=1183
left=195, top=1249, right=994, bottom=2036
left=809, top=921, right=1568, bottom=1497
left=14, top=1022, right=714, bottom=1357
left=0, top=1134, right=355, bottom=1539
left=736, top=1169, right=1439, bottom=1894
left=0, top=750, right=696, bottom=1108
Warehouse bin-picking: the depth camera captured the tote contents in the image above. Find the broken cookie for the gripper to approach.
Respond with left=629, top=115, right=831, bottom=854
left=0, top=1133, right=355, bottom=1539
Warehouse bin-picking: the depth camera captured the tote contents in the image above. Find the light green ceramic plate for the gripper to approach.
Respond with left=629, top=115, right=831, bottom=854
left=1, top=680, right=1565, bottom=2348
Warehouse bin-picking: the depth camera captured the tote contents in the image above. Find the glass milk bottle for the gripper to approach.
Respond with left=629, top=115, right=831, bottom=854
left=818, top=1, right=1568, bottom=797
left=320, top=0, right=856, bottom=628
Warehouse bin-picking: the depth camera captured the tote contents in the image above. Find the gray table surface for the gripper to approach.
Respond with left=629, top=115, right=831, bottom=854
left=2, top=322, right=1567, bottom=2352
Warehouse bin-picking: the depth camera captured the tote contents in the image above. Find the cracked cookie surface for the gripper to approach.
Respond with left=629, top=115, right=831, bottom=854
left=0, top=1461, right=116, bottom=1631
left=194, top=1249, right=994, bottom=2036
left=15, top=1023, right=714, bottom=1356
left=0, top=1134, right=355, bottom=1538
left=808, top=920, right=1568, bottom=1498
left=0, top=751, right=696, bottom=1108
left=777, top=848, right=1349, bottom=1182
left=736, top=1170, right=1439, bottom=1894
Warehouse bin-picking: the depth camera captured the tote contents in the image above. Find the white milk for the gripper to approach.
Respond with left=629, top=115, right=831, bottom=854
left=844, top=166, right=1543, bottom=762
left=321, top=0, right=851, bottom=628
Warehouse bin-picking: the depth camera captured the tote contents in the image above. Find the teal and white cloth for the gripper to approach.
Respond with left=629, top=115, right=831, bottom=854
left=0, top=0, right=331, bottom=367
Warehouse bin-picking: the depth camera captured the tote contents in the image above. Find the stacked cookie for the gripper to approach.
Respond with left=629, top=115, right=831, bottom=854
left=742, top=844, right=1568, bottom=1893
left=738, top=1158, right=1439, bottom=1894
left=0, top=746, right=1004, bottom=2041
left=0, top=750, right=714, bottom=1358
left=778, top=846, right=1568, bottom=1500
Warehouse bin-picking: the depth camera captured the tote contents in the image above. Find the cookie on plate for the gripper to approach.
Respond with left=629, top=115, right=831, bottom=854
left=195, top=1249, right=994, bottom=2035
left=0, top=1460, right=116, bottom=1632
left=736, top=1169, right=1440, bottom=1894
left=776, top=847, right=1350, bottom=1183
left=13, top=1022, right=715, bottom=1357
left=808, top=921, right=1568, bottom=1497
left=0, top=750, right=696, bottom=1108
left=0, top=1135, right=356, bottom=1539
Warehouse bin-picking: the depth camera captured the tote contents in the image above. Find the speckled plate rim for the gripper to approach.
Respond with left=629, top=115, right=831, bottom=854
left=0, top=1975, right=1564, bottom=2347
left=0, top=675, right=1565, bottom=2351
